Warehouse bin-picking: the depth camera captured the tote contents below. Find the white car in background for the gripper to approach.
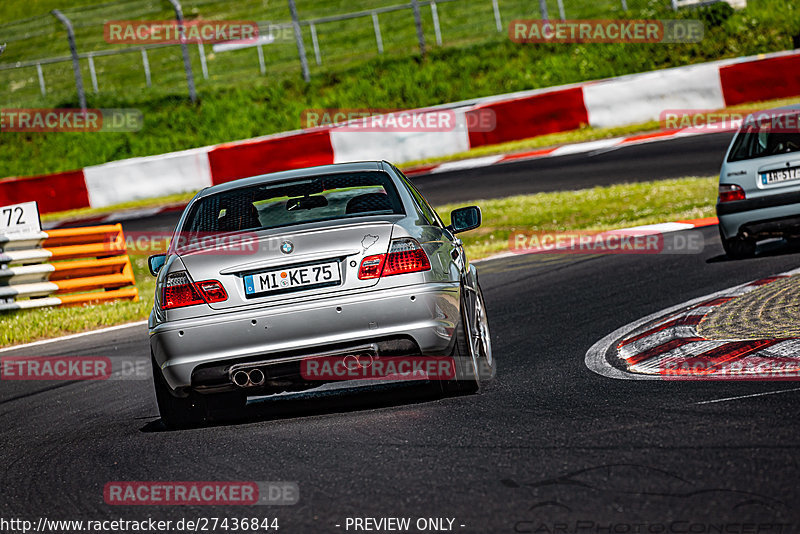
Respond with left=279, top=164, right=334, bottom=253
left=717, top=105, right=800, bottom=258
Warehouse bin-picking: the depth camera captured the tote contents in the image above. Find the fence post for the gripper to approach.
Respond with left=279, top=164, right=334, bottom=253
left=371, top=13, right=384, bottom=54
left=431, top=1, right=442, bottom=45
left=36, top=63, right=47, bottom=96
left=141, top=48, right=152, bottom=87
left=538, top=0, right=549, bottom=21
left=621, top=0, right=629, bottom=10
left=50, top=10, right=87, bottom=110
left=257, top=42, right=266, bottom=74
left=287, top=0, right=311, bottom=83
left=309, top=22, right=322, bottom=65
left=410, top=0, right=426, bottom=57
left=166, top=0, right=197, bottom=103
left=88, top=52, right=99, bottom=93
left=671, top=0, right=679, bottom=9
left=198, top=42, right=209, bottom=80
left=557, top=0, right=566, bottom=19
left=492, top=0, right=502, bottom=32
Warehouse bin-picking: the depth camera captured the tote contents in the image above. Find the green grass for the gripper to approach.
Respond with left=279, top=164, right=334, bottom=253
left=0, top=0, right=633, bottom=108
left=438, top=176, right=717, bottom=258
left=0, top=175, right=717, bottom=347
left=1, top=0, right=798, bottom=179
left=0, top=255, right=155, bottom=346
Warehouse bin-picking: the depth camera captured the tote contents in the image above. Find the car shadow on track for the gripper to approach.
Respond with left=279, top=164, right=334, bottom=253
left=139, top=381, right=457, bottom=433
left=707, top=237, right=800, bottom=263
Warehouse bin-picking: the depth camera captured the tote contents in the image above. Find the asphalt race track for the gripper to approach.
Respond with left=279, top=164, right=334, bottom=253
left=412, top=131, right=735, bottom=205
left=6, top=132, right=800, bottom=531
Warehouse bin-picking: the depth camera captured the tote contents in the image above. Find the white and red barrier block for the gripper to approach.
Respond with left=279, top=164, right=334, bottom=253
left=4, top=50, right=800, bottom=215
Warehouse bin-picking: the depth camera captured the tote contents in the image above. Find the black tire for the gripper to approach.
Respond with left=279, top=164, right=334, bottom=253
left=472, top=283, right=496, bottom=385
left=441, top=283, right=493, bottom=396
left=720, top=229, right=756, bottom=259
left=440, top=317, right=479, bottom=396
left=151, top=356, right=208, bottom=428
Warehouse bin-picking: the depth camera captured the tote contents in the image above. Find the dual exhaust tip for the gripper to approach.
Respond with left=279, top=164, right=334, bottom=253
left=231, top=352, right=375, bottom=388
left=232, top=368, right=265, bottom=388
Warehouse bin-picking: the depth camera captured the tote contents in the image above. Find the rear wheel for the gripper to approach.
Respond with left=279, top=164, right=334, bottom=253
left=151, top=357, right=246, bottom=428
left=441, top=283, right=494, bottom=395
left=720, top=228, right=756, bottom=259
left=151, top=356, right=207, bottom=428
left=470, top=284, right=495, bottom=385
left=440, top=317, right=478, bottom=395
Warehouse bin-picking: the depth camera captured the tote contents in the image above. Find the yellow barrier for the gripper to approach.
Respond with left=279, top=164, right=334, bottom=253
left=44, top=224, right=138, bottom=304
left=0, top=223, right=138, bottom=311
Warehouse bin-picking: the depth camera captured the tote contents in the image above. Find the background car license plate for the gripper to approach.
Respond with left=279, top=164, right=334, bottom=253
left=244, top=261, right=340, bottom=296
left=761, top=167, right=800, bottom=185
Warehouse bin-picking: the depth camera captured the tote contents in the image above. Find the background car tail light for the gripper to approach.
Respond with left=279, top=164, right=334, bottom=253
left=719, top=184, right=745, bottom=203
left=162, top=271, right=227, bottom=309
left=357, top=238, right=431, bottom=279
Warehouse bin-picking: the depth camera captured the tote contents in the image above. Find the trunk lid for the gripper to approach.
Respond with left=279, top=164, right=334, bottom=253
left=177, top=220, right=395, bottom=310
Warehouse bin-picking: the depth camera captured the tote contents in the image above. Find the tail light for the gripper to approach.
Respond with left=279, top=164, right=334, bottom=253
left=358, top=238, right=431, bottom=280
left=161, top=271, right=227, bottom=310
left=719, top=184, right=745, bottom=203
left=383, top=238, right=431, bottom=276
left=195, top=280, right=228, bottom=303
left=358, top=255, right=385, bottom=280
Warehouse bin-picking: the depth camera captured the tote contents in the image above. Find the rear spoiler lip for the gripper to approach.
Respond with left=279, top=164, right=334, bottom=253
left=218, top=249, right=362, bottom=275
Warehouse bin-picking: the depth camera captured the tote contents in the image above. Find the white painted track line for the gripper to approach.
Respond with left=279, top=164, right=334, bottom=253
left=694, top=387, right=800, bottom=405
left=0, top=320, right=148, bottom=354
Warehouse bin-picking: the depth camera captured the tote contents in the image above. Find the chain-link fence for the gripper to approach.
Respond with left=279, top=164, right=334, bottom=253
left=0, top=0, right=702, bottom=107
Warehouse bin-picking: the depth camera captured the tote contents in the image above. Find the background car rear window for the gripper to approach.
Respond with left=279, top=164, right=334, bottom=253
left=182, top=171, right=405, bottom=233
left=728, top=115, right=800, bottom=162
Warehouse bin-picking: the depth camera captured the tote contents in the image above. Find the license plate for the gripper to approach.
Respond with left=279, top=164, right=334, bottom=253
left=761, top=167, right=800, bottom=185
left=244, top=261, right=340, bottom=296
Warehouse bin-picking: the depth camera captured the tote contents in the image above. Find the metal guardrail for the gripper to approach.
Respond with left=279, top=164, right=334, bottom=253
left=0, top=224, right=139, bottom=312
left=0, top=0, right=462, bottom=71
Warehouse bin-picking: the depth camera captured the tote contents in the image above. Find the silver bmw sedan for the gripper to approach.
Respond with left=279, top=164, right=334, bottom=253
left=147, top=161, right=494, bottom=427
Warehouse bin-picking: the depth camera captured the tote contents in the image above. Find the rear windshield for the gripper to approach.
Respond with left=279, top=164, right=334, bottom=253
left=728, top=116, right=800, bottom=162
left=182, top=171, right=404, bottom=234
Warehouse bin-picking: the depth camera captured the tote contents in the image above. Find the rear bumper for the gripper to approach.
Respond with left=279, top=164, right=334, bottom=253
left=717, top=196, right=800, bottom=240
left=150, top=283, right=459, bottom=391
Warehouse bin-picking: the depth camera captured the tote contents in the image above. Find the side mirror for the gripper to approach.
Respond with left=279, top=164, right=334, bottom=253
left=148, top=254, right=167, bottom=276
left=448, top=206, right=482, bottom=234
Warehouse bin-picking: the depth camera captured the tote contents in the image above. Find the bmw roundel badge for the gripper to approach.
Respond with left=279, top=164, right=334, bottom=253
left=280, top=241, right=294, bottom=254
